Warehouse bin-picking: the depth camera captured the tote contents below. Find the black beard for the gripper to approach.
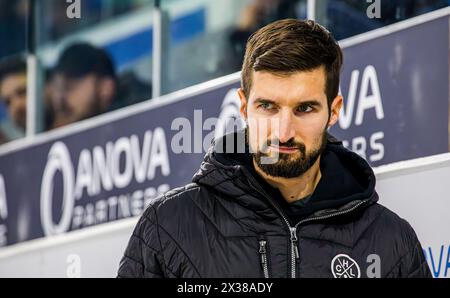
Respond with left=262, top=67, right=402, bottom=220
left=252, top=130, right=327, bottom=178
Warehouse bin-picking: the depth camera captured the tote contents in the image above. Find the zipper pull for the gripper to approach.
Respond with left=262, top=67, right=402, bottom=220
left=259, top=240, right=267, bottom=264
left=259, top=239, right=270, bottom=278
left=290, top=227, right=299, bottom=259
left=290, top=227, right=298, bottom=242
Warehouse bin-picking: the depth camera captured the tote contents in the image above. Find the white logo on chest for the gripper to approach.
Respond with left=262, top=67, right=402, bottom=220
left=331, top=254, right=361, bottom=278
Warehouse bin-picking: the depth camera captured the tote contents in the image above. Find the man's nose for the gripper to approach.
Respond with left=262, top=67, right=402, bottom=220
left=274, top=110, right=295, bottom=143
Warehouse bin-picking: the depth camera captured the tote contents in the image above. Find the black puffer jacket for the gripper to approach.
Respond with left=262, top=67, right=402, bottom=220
left=118, top=133, right=431, bottom=278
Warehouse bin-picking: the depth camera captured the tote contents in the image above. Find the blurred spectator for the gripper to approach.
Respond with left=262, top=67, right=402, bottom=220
left=48, top=43, right=118, bottom=129
left=0, top=56, right=27, bottom=135
left=0, top=57, right=56, bottom=144
left=47, top=43, right=151, bottom=129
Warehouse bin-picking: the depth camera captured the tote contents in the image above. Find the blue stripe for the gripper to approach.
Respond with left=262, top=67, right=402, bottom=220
left=170, top=8, right=205, bottom=44
left=104, top=8, right=205, bottom=70
left=104, top=29, right=153, bottom=69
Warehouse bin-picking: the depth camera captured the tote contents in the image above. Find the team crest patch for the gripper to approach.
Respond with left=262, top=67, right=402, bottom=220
left=331, top=254, right=361, bottom=278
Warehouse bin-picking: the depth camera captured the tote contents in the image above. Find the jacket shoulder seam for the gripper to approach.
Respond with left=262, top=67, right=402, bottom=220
left=162, top=183, right=202, bottom=199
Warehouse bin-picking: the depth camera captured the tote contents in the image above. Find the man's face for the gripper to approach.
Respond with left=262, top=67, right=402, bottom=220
left=49, top=73, right=102, bottom=122
left=238, top=66, right=342, bottom=178
left=0, top=73, right=27, bottom=130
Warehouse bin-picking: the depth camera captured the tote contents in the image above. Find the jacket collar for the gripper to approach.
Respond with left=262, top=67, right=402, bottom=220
left=192, top=130, right=378, bottom=220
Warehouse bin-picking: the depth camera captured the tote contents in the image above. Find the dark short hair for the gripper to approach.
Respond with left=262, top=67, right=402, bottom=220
left=241, top=19, right=343, bottom=108
left=54, top=43, right=116, bottom=80
left=0, top=55, right=26, bottom=84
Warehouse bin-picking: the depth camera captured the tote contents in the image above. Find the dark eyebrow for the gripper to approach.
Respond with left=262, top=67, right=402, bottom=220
left=253, top=98, right=276, bottom=105
left=297, top=100, right=322, bottom=108
left=253, top=98, right=322, bottom=108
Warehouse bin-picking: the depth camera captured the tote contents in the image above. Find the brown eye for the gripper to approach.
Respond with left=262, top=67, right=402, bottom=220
left=259, top=102, right=274, bottom=110
left=297, top=104, right=313, bottom=113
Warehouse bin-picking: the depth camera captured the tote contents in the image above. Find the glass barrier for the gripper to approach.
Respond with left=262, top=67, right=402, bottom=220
left=161, top=0, right=449, bottom=94
left=38, top=0, right=151, bottom=44
left=161, top=0, right=307, bottom=94
left=36, top=0, right=154, bottom=131
left=322, top=0, right=449, bottom=40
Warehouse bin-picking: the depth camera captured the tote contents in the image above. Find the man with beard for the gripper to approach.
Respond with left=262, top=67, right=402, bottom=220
left=118, top=19, right=431, bottom=278
left=48, top=43, right=118, bottom=129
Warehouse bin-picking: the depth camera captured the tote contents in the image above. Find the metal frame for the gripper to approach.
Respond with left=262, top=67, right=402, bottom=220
left=152, top=1, right=170, bottom=98
left=26, top=0, right=44, bottom=137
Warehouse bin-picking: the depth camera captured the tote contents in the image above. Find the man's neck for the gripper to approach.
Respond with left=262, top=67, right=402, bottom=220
left=253, top=157, right=322, bottom=204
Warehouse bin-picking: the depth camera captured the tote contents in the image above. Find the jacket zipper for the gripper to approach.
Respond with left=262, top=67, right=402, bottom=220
left=290, top=227, right=300, bottom=278
left=258, top=239, right=269, bottom=278
left=246, top=177, right=300, bottom=278
left=245, top=173, right=369, bottom=278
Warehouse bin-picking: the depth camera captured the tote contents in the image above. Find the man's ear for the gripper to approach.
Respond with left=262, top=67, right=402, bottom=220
left=99, top=78, right=116, bottom=111
left=328, top=95, right=343, bottom=128
left=237, top=88, right=248, bottom=120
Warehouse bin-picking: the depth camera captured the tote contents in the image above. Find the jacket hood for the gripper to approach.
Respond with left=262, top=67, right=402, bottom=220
left=192, top=130, right=378, bottom=218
